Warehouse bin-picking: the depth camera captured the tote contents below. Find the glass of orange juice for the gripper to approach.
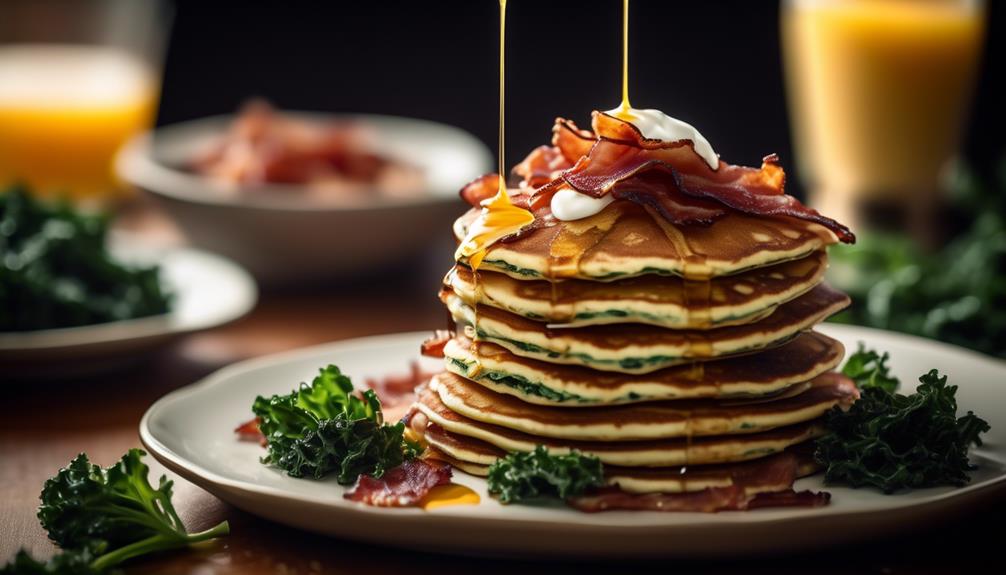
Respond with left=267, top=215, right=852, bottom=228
left=0, top=0, right=171, bottom=202
left=781, top=0, right=985, bottom=242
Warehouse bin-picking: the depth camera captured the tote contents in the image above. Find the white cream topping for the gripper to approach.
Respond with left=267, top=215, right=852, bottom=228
left=550, top=188, right=616, bottom=221
left=549, top=106, right=720, bottom=222
left=605, top=106, right=719, bottom=171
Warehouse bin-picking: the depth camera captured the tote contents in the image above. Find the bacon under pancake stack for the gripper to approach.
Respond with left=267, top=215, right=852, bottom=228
left=411, top=110, right=857, bottom=511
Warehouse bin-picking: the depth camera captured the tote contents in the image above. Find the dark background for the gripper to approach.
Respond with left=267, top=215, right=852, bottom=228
left=158, top=0, right=1003, bottom=196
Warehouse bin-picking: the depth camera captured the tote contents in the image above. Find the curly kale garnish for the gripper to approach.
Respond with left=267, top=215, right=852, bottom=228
left=0, top=545, right=106, bottom=575
left=841, top=343, right=900, bottom=393
left=816, top=368, right=990, bottom=493
left=252, top=364, right=420, bottom=484
left=0, top=184, right=172, bottom=332
left=2, top=449, right=229, bottom=574
left=487, top=446, right=604, bottom=504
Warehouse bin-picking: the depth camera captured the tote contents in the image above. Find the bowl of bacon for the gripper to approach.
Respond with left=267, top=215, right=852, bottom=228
left=117, top=101, right=493, bottom=284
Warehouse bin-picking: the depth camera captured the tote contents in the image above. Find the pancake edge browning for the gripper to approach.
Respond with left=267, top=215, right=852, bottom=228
left=429, top=371, right=857, bottom=441
left=443, top=332, right=844, bottom=406
left=445, top=283, right=850, bottom=374
left=446, top=250, right=828, bottom=329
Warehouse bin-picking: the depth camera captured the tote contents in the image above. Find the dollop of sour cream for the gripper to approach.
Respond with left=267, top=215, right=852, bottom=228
left=550, top=188, right=616, bottom=221
left=549, top=107, right=720, bottom=222
left=609, top=106, right=719, bottom=171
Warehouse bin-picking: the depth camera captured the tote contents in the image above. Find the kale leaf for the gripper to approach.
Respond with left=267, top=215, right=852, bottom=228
left=2, top=449, right=228, bottom=573
left=816, top=369, right=990, bottom=493
left=0, top=544, right=109, bottom=575
left=36, top=449, right=229, bottom=571
left=827, top=161, right=1006, bottom=358
left=0, top=185, right=171, bottom=332
left=252, top=365, right=420, bottom=484
left=487, top=446, right=604, bottom=504
left=841, top=343, right=900, bottom=393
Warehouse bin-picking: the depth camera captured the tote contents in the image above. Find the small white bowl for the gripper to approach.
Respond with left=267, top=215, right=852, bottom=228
left=116, top=113, right=492, bottom=285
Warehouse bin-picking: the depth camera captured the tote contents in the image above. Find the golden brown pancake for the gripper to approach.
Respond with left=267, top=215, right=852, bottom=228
left=415, top=387, right=826, bottom=467
left=453, top=201, right=839, bottom=281
left=423, top=424, right=820, bottom=495
left=446, top=250, right=828, bottom=329
left=445, top=283, right=850, bottom=373
left=443, top=331, right=844, bottom=405
left=429, top=371, right=857, bottom=441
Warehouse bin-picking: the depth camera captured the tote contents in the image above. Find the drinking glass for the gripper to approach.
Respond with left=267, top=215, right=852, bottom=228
left=781, top=0, right=986, bottom=242
left=0, top=0, right=172, bottom=202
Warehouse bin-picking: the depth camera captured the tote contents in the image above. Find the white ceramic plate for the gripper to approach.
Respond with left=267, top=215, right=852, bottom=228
left=0, top=238, right=257, bottom=378
left=140, top=325, right=1006, bottom=557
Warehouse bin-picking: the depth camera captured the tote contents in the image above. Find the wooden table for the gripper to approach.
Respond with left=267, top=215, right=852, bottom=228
left=2, top=232, right=1004, bottom=574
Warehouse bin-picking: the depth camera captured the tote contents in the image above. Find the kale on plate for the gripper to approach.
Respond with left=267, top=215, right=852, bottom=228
left=817, top=347, right=990, bottom=493
left=252, top=364, right=421, bottom=484
left=0, top=185, right=171, bottom=332
left=487, top=445, right=604, bottom=504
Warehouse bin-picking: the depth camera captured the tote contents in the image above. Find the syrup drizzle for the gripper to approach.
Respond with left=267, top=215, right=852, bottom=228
left=615, top=0, right=633, bottom=120
left=454, top=0, right=534, bottom=273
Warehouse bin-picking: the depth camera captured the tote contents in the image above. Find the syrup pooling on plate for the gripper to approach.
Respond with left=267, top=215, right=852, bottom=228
left=455, top=0, right=534, bottom=272
left=421, top=483, right=481, bottom=510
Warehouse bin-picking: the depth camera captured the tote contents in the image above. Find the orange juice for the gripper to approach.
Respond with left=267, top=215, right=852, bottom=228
left=782, top=0, right=984, bottom=226
left=0, top=45, right=159, bottom=200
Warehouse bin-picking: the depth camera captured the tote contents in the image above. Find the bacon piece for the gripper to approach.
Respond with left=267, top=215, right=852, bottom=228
left=344, top=458, right=452, bottom=507
left=748, top=490, right=831, bottom=509
left=610, top=171, right=726, bottom=226
left=569, top=486, right=829, bottom=513
left=552, top=118, right=596, bottom=164
left=365, top=361, right=438, bottom=423
left=460, top=173, right=500, bottom=207
left=420, top=330, right=454, bottom=359
left=569, top=485, right=747, bottom=513
left=531, top=112, right=854, bottom=243
left=234, top=417, right=266, bottom=446
left=569, top=451, right=830, bottom=513
left=513, top=145, right=571, bottom=189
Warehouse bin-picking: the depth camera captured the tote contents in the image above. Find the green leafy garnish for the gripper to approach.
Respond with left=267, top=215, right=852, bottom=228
left=816, top=368, right=990, bottom=493
left=252, top=365, right=420, bottom=484
left=841, top=343, right=899, bottom=393
left=2, top=449, right=228, bottom=574
left=0, top=545, right=105, bottom=575
left=487, top=446, right=604, bottom=504
left=828, top=161, right=1006, bottom=358
left=0, top=185, right=172, bottom=332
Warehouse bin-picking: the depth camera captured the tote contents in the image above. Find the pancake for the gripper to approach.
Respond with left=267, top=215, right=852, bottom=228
left=443, top=331, right=844, bottom=405
left=444, top=283, right=850, bottom=373
left=423, top=425, right=820, bottom=495
left=446, top=250, right=828, bottom=329
left=429, top=371, right=857, bottom=441
left=415, top=388, right=826, bottom=467
left=452, top=201, right=839, bottom=281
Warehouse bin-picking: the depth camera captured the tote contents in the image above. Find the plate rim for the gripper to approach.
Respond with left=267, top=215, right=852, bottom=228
left=115, top=112, right=494, bottom=213
left=0, top=243, right=258, bottom=351
left=139, top=326, right=1006, bottom=533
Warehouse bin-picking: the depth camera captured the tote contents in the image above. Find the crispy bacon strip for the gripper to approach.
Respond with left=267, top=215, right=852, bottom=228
left=459, top=173, right=499, bottom=207
left=534, top=112, right=854, bottom=243
left=610, top=171, right=727, bottom=226
left=513, top=145, right=571, bottom=189
left=569, top=486, right=829, bottom=513
left=344, top=458, right=452, bottom=507
left=552, top=118, right=596, bottom=164
left=569, top=451, right=829, bottom=513
left=748, top=490, right=831, bottom=509
left=234, top=417, right=266, bottom=446
left=420, top=330, right=454, bottom=359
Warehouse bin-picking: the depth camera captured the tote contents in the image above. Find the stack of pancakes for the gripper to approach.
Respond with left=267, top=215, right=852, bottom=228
left=412, top=201, right=858, bottom=497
